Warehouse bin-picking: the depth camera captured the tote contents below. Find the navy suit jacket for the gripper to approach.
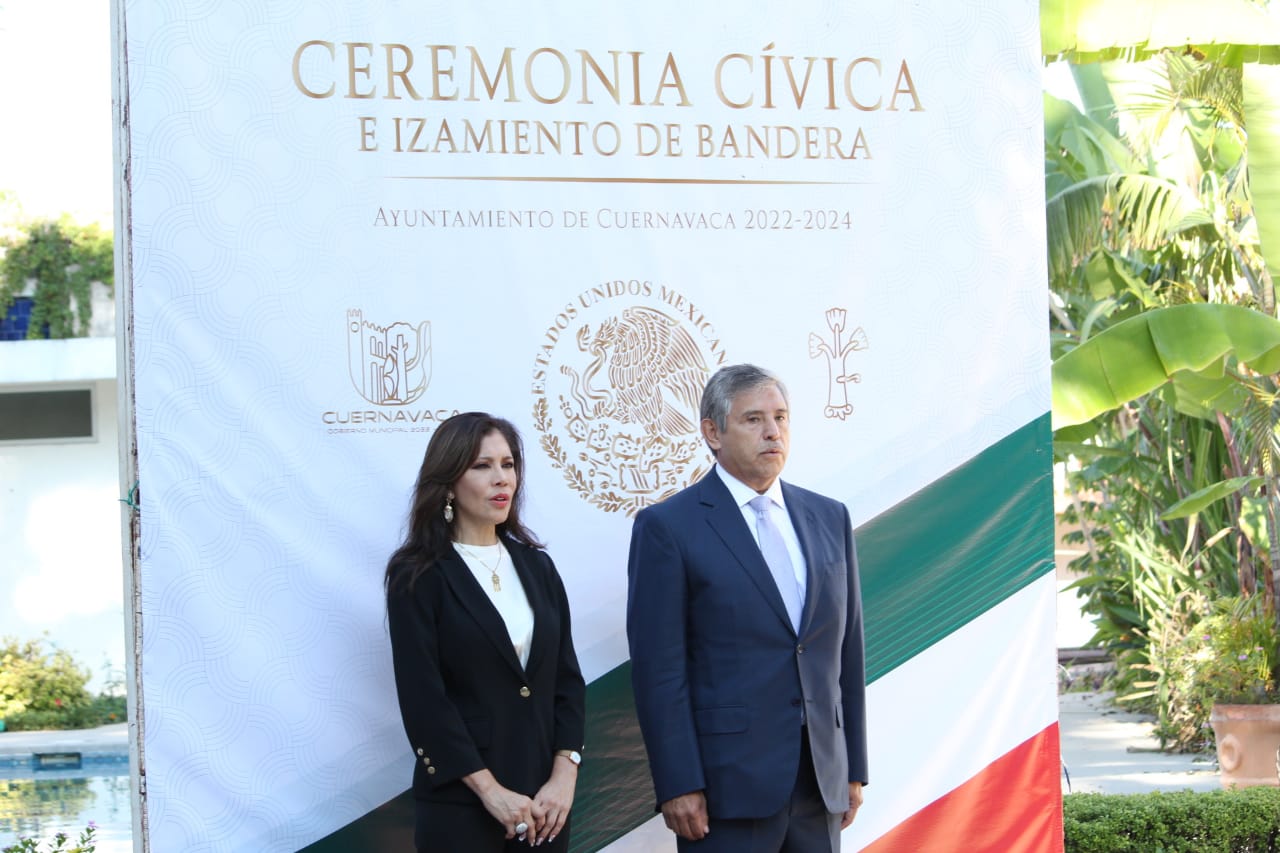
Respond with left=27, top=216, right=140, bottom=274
left=626, top=469, right=868, bottom=819
left=387, top=539, right=586, bottom=805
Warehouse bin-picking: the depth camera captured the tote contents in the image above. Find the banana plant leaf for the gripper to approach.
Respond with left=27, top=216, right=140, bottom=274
left=1052, top=303, right=1280, bottom=429
left=1041, top=2, right=1280, bottom=298
left=1042, top=0, right=1280, bottom=64
left=1164, top=370, right=1252, bottom=421
left=1160, top=475, right=1263, bottom=520
left=1245, top=63, right=1280, bottom=286
left=1043, top=93, right=1139, bottom=198
left=1242, top=495, right=1273, bottom=551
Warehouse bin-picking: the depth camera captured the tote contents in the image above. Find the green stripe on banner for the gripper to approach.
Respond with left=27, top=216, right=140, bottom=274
left=859, top=413, right=1055, bottom=682
left=300, top=662, right=652, bottom=852
left=566, top=661, right=655, bottom=851
left=303, top=414, right=1053, bottom=850
left=297, top=792, right=414, bottom=852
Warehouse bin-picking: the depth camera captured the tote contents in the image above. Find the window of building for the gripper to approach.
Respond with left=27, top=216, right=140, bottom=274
left=0, top=388, right=95, bottom=443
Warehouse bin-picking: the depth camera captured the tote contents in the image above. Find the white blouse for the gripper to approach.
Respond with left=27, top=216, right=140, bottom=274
left=454, top=541, right=535, bottom=669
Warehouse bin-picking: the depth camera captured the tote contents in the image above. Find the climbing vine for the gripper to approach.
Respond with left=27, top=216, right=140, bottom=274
left=0, top=218, right=113, bottom=339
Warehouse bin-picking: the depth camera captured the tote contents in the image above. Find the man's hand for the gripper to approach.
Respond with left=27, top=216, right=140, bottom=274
left=661, top=791, right=710, bottom=841
left=841, top=781, right=864, bottom=829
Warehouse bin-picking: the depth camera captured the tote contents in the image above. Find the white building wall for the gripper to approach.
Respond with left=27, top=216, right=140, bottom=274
left=2, top=0, right=121, bottom=698
left=0, top=340, right=124, bottom=694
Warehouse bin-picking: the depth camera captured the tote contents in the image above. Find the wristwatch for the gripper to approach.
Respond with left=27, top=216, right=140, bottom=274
left=556, top=749, right=582, bottom=766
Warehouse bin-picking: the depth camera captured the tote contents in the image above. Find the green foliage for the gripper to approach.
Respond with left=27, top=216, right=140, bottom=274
left=1063, top=788, right=1280, bottom=852
left=0, top=639, right=126, bottom=731
left=0, top=637, right=92, bottom=724
left=1141, top=594, right=1280, bottom=750
left=1048, top=46, right=1280, bottom=739
left=1059, top=391, right=1280, bottom=719
left=1059, top=401, right=1245, bottom=635
left=4, top=693, right=128, bottom=731
left=2, top=823, right=97, bottom=853
left=0, top=638, right=127, bottom=733
left=1188, top=597, right=1280, bottom=705
left=1051, top=304, right=1280, bottom=430
left=1046, top=57, right=1263, bottom=311
left=0, top=217, right=113, bottom=339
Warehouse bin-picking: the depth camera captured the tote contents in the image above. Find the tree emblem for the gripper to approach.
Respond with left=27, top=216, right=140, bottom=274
left=808, top=308, right=867, bottom=420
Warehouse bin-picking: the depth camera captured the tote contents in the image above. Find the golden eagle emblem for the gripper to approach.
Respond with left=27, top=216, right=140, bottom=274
left=561, top=307, right=707, bottom=434
left=532, top=300, right=718, bottom=516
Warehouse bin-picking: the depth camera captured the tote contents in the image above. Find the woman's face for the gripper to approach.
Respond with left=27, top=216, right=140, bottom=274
left=451, top=430, right=518, bottom=544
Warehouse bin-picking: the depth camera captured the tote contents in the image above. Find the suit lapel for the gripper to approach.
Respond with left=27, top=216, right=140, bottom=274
left=782, top=483, right=821, bottom=633
left=438, top=547, right=527, bottom=679
left=699, top=471, right=796, bottom=635
left=508, top=543, right=551, bottom=678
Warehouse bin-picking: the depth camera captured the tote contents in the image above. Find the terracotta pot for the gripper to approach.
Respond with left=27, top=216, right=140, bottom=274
left=1210, top=703, right=1280, bottom=788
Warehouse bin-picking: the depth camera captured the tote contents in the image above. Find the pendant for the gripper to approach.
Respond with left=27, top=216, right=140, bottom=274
left=491, top=574, right=501, bottom=592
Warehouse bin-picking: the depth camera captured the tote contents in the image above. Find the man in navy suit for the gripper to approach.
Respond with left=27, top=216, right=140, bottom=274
left=626, top=363, right=868, bottom=852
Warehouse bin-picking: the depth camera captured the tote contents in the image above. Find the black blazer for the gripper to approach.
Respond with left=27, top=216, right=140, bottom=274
left=387, top=538, right=586, bottom=804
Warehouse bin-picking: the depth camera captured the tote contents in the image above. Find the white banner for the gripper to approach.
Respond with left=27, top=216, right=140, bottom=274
left=120, top=1, right=1047, bottom=849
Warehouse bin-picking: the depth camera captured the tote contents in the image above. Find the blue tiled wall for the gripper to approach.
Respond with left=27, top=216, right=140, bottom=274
left=1, top=297, right=48, bottom=340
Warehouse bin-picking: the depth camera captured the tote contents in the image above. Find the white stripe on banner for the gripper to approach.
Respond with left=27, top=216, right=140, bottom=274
left=846, top=572, right=1059, bottom=849
left=599, top=572, right=1059, bottom=852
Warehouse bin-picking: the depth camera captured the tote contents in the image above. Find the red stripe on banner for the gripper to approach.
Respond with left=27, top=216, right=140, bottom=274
left=860, top=724, right=1063, bottom=853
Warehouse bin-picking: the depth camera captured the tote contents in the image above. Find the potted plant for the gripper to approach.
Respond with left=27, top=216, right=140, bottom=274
left=1171, top=595, right=1280, bottom=788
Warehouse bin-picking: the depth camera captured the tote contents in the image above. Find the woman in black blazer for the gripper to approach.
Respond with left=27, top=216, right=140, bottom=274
left=386, top=412, right=586, bottom=852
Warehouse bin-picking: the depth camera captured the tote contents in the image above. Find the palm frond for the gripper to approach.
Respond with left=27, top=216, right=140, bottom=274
left=1233, top=380, right=1280, bottom=477
left=1166, top=51, right=1245, bottom=135
left=1047, top=174, right=1217, bottom=283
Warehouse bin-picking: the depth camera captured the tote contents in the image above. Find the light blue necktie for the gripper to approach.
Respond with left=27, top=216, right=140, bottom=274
left=750, top=495, right=802, bottom=631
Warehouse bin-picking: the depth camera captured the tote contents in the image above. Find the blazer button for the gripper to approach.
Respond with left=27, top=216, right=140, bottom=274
left=426, top=765, right=436, bottom=775
left=520, top=686, right=531, bottom=698
left=796, top=644, right=806, bottom=655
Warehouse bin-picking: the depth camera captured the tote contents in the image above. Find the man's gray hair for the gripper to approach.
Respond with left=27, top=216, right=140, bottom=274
left=700, top=364, right=789, bottom=439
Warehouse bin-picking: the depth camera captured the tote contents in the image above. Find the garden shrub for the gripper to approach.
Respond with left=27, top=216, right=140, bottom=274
left=0, top=637, right=123, bottom=731
left=1064, top=788, right=1280, bottom=852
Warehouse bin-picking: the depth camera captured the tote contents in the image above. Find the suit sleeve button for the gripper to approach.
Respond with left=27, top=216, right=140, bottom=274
left=416, top=748, right=424, bottom=756
left=520, top=686, right=531, bottom=698
left=426, top=765, right=436, bottom=775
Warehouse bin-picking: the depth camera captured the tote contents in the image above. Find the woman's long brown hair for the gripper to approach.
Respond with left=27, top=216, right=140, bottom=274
left=384, top=412, right=542, bottom=594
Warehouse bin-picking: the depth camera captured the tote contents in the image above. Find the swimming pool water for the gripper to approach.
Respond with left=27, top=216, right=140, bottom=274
left=0, top=770, right=133, bottom=853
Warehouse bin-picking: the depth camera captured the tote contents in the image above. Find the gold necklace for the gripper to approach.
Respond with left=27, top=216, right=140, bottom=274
left=456, top=543, right=503, bottom=592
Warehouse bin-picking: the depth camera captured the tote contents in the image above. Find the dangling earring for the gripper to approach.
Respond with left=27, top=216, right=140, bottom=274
left=443, top=494, right=454, bottom=523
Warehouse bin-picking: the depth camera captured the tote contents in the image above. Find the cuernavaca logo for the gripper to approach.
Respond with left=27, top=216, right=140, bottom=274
left=322, top=310, right=454, bottom=435
left=532, top=279, right=725, bottom=516
left=808, top=307, right=867, bottom=420
left=347, top=309, right=431, bottom=405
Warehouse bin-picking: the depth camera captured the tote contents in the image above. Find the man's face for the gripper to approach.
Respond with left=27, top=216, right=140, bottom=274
left=702, top=382, right=790, bottom=493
